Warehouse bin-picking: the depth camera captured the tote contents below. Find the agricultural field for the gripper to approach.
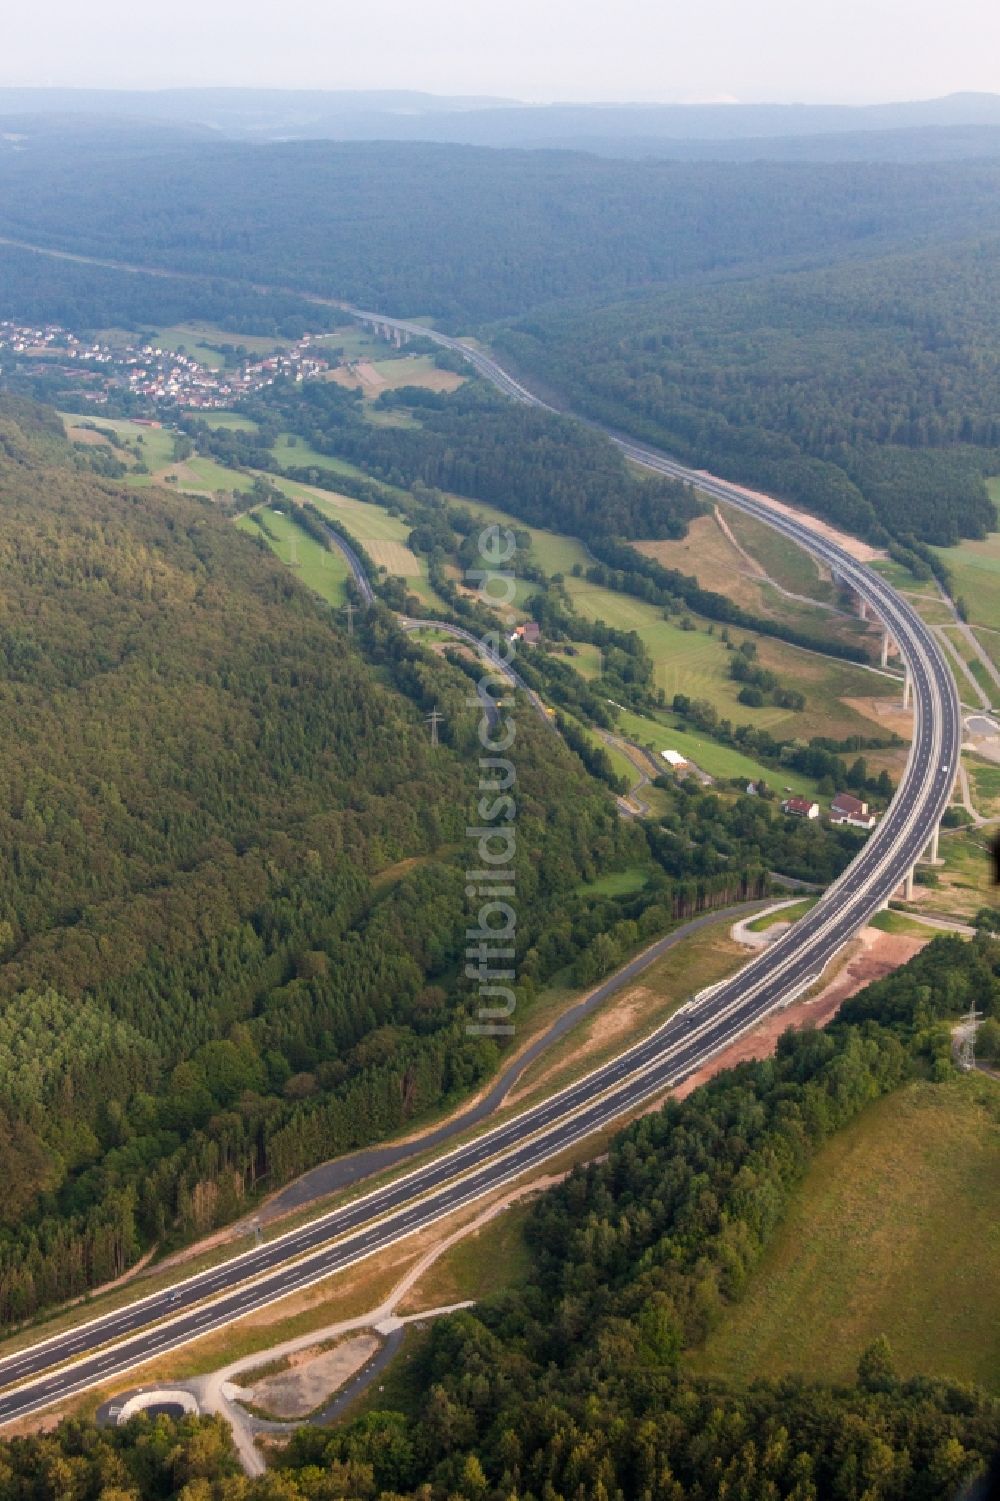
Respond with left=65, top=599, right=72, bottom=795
left=562, top=571, right=899, bottom=743
left=326, top=350, right=463, bottom=398
left=690, top=1075, right=1000, bottom=1391
left=280, top=480, right=413, bottom=545
left=236, top=508, right=350, bottom=607
left=274, top=478, right=448, bottom=611
left=370, top=353, right=465, bottom=392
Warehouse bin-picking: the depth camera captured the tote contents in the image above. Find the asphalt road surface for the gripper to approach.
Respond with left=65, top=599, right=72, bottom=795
left=0, top=311, right=961, bottom=1428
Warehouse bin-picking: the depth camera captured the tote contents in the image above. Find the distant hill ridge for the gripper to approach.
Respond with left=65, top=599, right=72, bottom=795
left=2, top=87, right=1000, bottom=159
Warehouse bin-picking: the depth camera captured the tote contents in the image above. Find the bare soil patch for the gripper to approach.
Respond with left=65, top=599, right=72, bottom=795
left=244, top=1333, right=379, bottom=1418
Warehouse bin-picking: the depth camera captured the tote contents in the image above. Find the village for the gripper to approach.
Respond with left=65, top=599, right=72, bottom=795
left=0, top=320, right=334, bottom=409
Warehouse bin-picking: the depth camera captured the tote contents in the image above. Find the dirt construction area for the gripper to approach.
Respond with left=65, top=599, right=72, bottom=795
left=673, top=927, right=927, bottom=1100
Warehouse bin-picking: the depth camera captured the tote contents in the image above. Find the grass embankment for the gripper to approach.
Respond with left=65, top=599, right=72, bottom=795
left=507, top=915, right=751, bottom=1112
left=725, top=506, right=836, bottom=605
left=746, top=898, right=816, bottom=932
left=971, top=762, right=1000, bottom=817
left=868, top=909, right=939, bottom=937
left=691, top=1074, right=1000, bottom=1391
left=911, top=828, right=995, bottom=921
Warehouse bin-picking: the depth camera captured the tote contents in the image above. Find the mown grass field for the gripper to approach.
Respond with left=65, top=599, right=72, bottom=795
left=579, top=865, right=654, bottom=898
left=564, top=641, right=604, bottom=679
left=933, top=483, right=1000, bottom=632
left=690, top=1076, right=1000, bottom=1390
left=270, top=431, right=370, bottom=477
left=176, top=454, right=249, bottom=495
left=237, top=509, right=350, bottom=606
left=278, top=479, right=412, bottom=545
left=313, top=325, right=395, bottom=361
left=187, top=410, right=259, bottom=432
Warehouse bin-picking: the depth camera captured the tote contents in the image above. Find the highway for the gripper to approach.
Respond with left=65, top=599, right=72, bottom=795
left=0, top=319, right=961, bottom=1428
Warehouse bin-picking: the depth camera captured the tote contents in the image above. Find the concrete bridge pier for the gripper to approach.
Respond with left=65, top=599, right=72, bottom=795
left=903, top=666, right=913, bottom=711
left=881, top=630, right=894, bottom=668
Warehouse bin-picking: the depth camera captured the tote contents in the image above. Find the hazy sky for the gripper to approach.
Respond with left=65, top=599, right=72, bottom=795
left=4, top=0, right=999, bottom=103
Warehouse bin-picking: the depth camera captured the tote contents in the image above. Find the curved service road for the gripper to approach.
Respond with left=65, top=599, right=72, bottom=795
left=0, top=312, right=960, bottom=1428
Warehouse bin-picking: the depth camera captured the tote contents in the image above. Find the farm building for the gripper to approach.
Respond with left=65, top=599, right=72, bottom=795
left=781, top=796, right=820, bottom=819
left=830, top=792, right=877, bottom=830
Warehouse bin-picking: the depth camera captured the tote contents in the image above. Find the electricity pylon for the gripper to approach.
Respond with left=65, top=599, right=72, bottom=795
left=957, top=994, right=982, bottom=1073
left=426, top=707, right=444, bottom=747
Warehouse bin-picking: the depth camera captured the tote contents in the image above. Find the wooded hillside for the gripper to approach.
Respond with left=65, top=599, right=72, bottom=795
left=0, top=400, right=631, bottom=1324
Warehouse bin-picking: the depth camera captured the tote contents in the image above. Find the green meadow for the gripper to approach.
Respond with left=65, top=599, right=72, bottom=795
left=236, top=508, right=350, bottom=606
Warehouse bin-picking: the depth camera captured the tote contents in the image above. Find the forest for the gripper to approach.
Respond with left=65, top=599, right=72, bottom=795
left=2, top=131, right=999, bottom=546
left=3, top=936, right=999, bottom=1498
left=498, top=236, right=1000, bottom=546
left=257, top=380, right=700, bottom=541
left=2, top=137, right=1000, bottom=325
